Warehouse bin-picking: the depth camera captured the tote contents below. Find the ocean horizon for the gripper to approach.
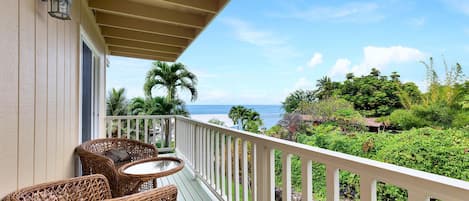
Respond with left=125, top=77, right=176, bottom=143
left=187, top=105, right=284, bottom=129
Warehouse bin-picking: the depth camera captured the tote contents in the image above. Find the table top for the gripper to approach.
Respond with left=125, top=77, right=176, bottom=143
left=119, top=157, right=184, bottom=178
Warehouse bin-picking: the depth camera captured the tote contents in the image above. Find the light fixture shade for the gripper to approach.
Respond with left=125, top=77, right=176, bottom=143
left=48, top=0, right=72, bottom=20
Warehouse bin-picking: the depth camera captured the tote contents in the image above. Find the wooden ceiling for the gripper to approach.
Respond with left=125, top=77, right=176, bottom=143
left=88, top=0, right=229, bottom=61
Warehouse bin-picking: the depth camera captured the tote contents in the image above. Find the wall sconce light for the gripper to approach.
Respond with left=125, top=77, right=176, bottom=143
left=42, top=0, right=72, bottom=20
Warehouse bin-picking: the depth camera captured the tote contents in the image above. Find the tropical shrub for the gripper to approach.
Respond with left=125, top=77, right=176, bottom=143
left=279, top=127, right=469, bottom=200
left=389, top=109, right=427, bottom=130
left=282, top=89, right=316, bottom=113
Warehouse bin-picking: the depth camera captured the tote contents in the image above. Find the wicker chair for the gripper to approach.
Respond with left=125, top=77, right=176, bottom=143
left=75, top=138, right=159, bottom=197
left=3, top=174, right=177, bottom=201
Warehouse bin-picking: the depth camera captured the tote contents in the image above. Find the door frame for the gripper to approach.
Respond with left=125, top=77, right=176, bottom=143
left=78, top=27, right=101, bottom=145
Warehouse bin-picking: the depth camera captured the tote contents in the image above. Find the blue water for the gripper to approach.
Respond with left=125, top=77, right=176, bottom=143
left=187, top=105, right=284, bottom=129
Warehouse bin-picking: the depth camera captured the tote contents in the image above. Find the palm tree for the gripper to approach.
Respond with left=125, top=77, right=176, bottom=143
left=241, top=110, right=263, bottom=131
left=129, top=96, right=188, bottom=146
left=144, top=61, right=198, bottom=102
left=229, top=105, right=247, bottom=128
left=315, top=76, right=338, bottom=100
left=106, top=88, right=128, bottom=116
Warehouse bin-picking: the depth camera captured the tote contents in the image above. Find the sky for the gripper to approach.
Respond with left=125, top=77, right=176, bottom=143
left=107, top=0, right=469, bottom=105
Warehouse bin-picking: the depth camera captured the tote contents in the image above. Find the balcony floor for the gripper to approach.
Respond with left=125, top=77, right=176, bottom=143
left=157, top=154, right=216, bottom=201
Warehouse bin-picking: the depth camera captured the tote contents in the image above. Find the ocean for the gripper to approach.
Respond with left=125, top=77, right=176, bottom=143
left=187, top=105, right=284, bottom=129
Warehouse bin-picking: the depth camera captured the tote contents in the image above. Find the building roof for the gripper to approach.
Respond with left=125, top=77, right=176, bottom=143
left=88, top=0, right=230, bottom=61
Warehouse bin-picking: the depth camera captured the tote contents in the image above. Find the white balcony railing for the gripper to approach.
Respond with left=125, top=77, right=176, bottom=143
left=105, top=115, right=176, bottom=152
left=106, top=115, right=469, bottom=201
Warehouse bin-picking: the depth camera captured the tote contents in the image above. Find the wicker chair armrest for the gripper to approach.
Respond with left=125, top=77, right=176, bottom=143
left=104, top=185, right=177, bottom=201
left=5, top=175, right=112, bottom=201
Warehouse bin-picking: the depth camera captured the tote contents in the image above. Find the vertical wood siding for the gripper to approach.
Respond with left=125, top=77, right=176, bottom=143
left=0, top=0, right=106, bottom=198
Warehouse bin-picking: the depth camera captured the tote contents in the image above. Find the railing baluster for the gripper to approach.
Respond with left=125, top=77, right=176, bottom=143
left=234, top=137, right=240, bottom=201
left=221, top=133, right=226, bottom=198
left=106, top=119, right=111, bottom=138
left=126, top=118, right=130, bottom=139
left=210, top=129, right=215, bottom=187
left=282, top=153, right=292, bottom=201
left=252, top=144, right=257, bottom=201
left=227, top=136, right=233, bottom=201
left=204, top=128, right=210, bottom=183
left=216, top=131, right=221, bottom=193
left=301, top=158, right=312, bottom=201
left=242, top=140, right=249, bottom=201
left=408, top=190, right=430, bottom=201
left=117, top=119, right=121, bottom=138
left=256, top=145, right=274, bottom=201
left=360, top=175, right=377, bottom=201
left=144, top=118, right=148, bottom=143
left=326, top=165, right=340, bottom=201
left=135, top=118, right=139, bottom=141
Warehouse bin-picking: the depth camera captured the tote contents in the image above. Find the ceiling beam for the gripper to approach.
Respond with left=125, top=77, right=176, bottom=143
left=111, top=51, right=176, bottom=62
left=108, top=46, right=178, bottom=59
left=96, top=13, right=196, bottom=39
left=160, top=0, right=219, bottom=14
left=100, top=27, right=189, bottom=48
left=105, top=37, right=183, bottom=54
left=89, top=0, right=205, bottom=29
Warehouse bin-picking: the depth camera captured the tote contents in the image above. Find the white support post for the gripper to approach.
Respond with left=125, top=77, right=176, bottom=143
left=408, top=190, right=430, bottom=201
left=135, top=119, right=139, bottom=141
left=234, top=137, right=240, bottom=201
left=242, top=140, right=249, bottom=201
left=282, top=153, right=292, bottom=201
left=221, top=133, right=226, bottom=198
left=360, top=175, right=377, bottom=201
left=326, top=165, right=340, bottom=201
left=210, top=129, right=215, bottom=186
left=216, top=131, right=221, bottom=193
left=126, top=119, right=130, bottom=139
left=117, top=119, right=121, bottom=138
left=252, top=143, right=257, bottom=201
left=106, top=119, right=111, bottom=138
left=144, top=119, right=148, bottom=143
left=256, top=145, right=275, bottom=201
left=227, top=136, right=233, bottom=201
left=301, top=158, right=312, bottom=201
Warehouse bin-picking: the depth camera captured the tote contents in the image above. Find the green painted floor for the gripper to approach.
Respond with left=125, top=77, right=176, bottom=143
left=157, top=154, right=216, bottom=201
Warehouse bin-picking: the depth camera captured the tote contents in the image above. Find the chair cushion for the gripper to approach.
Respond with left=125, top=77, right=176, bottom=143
left=104, top=149, right=131, bottom=163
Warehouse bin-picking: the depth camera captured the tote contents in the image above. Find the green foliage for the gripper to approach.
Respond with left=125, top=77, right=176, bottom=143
left=452, top=111, right=469, bottom=128
left=294, top=98, right=366, bottom=132
left=128, top=96, right=189, bottom=116
left=228, top=106, right=263, bottom=132
left=339, top=68, right=403, bottom=116
left=144, top=61, right=198, bottom=102
left=389, top=109, right=427, bottom=130
left=106, top=88, right=128, bottom=116
left=314, top=76, right=341, bottom=100
left=283, top=127, right=469, bottom=200
left=282, top=89, right=316, bottom=113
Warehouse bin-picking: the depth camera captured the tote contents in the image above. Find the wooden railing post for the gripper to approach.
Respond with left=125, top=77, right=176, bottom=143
left=256, top=144, right=274, bottom=201
left=326, top=165, right=340, bottom=201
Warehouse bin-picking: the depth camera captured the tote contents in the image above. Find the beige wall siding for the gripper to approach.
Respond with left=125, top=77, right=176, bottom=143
left=0, top=0, right=107, bottom=198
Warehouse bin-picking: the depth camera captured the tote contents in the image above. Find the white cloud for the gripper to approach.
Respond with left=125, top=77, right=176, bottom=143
left=296, top=66, right=304, bottom=72
left=307, top=53, right=324, bottom=68
left=464, top=27, right=469, bottom=35
left=328, top=46, right=425, bottom=78
left=276, top=2, right=383, bottom=23
left=294, top=77, right=314, bottom=89
left=408, top=17, right=425, bottom=27
left=329, top=59, right=352, bottom=77
left=442, top=0, right=469, bottom=15
left=223, top=18, right=299, bottom=62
